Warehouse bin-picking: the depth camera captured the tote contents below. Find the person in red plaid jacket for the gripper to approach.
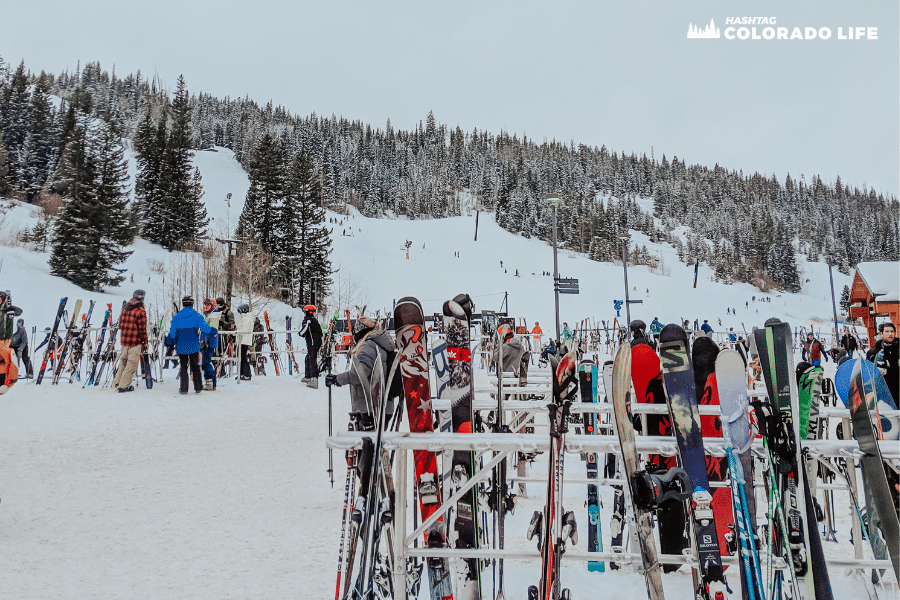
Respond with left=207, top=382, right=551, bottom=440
left=113, top=290, right=149, bottom=393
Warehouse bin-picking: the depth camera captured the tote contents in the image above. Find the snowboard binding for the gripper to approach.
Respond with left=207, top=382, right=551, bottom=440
left=630, top=467, right=694, bottom=510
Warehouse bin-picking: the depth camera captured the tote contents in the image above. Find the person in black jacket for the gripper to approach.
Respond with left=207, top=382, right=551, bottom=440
left=867, top=322, right=898, bottom=405
left=10, top=318, right=32, bottom=378
left=298, top=304, right=323, bottom=388
left=840, top=327, right=859, bottom=359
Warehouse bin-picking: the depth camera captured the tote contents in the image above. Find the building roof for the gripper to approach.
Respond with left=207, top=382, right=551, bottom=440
left=855, top=261, right=900, bottom=302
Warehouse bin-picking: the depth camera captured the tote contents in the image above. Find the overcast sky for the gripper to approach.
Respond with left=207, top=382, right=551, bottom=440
left=5, top=0, right=898, bottom=195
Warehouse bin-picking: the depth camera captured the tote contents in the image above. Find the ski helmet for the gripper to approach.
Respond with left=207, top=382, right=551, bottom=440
left=216, top=297, right=226, bottom=307
left=182, top=295, right=194, bottom=307
left=303, top=305, right=316, bottom=314
left=133, top=289, right=146, bottom=301
left=629, top=319, right=646, bottom=332
left=237, top=303, right=250, bottom=314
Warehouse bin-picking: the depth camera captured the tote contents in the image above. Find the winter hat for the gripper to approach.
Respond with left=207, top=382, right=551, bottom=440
left=17, top=318, right=24, bottom=326
left=203, top=299, right=216, bottom=311
left=216, top=297, right=226, bottom=307
left=352, top=316, right=379, bottom=347
left=133, top=289, right=146, bottom=301
left=182, top=295, right=194, bottom=307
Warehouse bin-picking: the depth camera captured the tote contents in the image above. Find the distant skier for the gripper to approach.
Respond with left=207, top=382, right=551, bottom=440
left=298, top=305, right=323, bottom=388
left=112, top=289, right=149, bottom=393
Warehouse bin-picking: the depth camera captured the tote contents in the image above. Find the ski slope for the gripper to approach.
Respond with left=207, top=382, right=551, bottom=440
left=0, top=146, right=882, bottom=600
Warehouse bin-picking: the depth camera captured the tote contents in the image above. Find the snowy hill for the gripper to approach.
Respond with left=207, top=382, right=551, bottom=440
left=0, top=149, right=881, bottom=600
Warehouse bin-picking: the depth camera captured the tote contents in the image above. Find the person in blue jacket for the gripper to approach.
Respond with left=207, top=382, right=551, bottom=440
left=165, top=295, right=211, bottom=394
left=700, top=319, right=714, bottom=335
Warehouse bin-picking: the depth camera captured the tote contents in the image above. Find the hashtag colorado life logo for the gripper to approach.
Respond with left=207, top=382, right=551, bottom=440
left=687, top=17, right=878, bottom=40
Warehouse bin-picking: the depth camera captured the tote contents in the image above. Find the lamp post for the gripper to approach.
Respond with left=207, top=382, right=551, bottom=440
left=618, top=233, right=632, bottom=326
left=546, top=193, right=561, bottom=342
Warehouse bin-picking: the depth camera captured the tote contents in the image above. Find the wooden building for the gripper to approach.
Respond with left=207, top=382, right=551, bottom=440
left=848, top=261, right=899, bottom=346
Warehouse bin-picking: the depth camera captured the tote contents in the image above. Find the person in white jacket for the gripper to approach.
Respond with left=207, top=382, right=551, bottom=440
left=235, top=304, right=255, bottom=380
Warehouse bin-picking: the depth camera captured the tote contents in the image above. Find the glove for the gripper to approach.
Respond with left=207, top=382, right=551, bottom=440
left=325, top=374, right=338, bottom=387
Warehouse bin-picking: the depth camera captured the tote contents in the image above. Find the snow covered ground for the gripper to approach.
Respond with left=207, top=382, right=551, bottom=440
left=0, top=144, right=885, bottom=599
left=0, top=353, right=888, bottom=599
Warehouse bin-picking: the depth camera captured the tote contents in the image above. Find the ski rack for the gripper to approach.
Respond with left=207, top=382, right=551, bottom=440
left=326, top=430, right=895, bottom=595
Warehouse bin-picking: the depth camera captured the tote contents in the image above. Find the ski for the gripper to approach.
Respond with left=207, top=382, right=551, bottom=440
left=65, top=300, right=95, bottom=383
left=579, top=357, right=603, bottom=572
left=610, top=342, right=665, bottom=599
left=394, top=296, right=453, bottom=600
left=658, top=323, right=728, bottom=599
left=85, top=303, right=112, bottom=387
left=631, top=341, right=687, bottom=571
left=51, top=298, right=82, bottom=384
left=529, top=351, right=577, bottom=600
left=263, top=311, right=281, bottom=376
left=34, top=298, right=65, bottom=384
left=716, top=349, right=765, bottom=600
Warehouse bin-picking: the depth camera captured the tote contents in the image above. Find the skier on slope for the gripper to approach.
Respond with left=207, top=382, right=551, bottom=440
left=325, top=315, right=394, bottom=430
left=11, top=319, right=33, bottom=379
left=298, top=305, right=323, bottom=388
left=165, top=295, right=211, bottom=394
left=112, top=290, right=148, bottom=393
left=867, top=322, right=898, bottom=404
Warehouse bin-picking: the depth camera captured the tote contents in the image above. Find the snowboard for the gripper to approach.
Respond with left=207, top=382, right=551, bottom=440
left=835, top=359, right=899, bottom=440
left=443, top=293, right=481, bottom=600
left=658, top=323, right=728, bottom=599
left=602, top=359, right=627, bottom=571
left=394, top=296, right=452, bottom=600
left=847, top=358, right=900, bottom=581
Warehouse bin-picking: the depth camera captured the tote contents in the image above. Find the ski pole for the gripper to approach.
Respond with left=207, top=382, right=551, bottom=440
left=328, top=381, right=334, bottom=488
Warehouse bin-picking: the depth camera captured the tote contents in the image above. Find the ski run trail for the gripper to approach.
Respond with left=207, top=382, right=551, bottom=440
left=0, top=145, right=888, bottom=598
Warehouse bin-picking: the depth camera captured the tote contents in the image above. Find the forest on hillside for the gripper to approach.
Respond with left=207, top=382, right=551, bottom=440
left=1, top=58, right=897, bottom=294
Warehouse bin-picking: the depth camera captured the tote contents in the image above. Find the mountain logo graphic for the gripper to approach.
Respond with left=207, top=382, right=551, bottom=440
left=687, top=19, right=720, bottom=38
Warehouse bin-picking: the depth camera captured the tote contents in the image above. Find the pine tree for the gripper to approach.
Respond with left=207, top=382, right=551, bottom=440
left=839, top=284, right=851, bottom=315
left=0, top=132, right=12, bottom=196
left=274, top=151, right=332, bottom=306
left=237, top=132, right=285, bottom=251
left=155, top=76, right=207, bottom=249
left=134, top=107, right=166, bottom=241
left=19, top=73, right=58, bottom=199
left=50, top=115, right=135, bottom=289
